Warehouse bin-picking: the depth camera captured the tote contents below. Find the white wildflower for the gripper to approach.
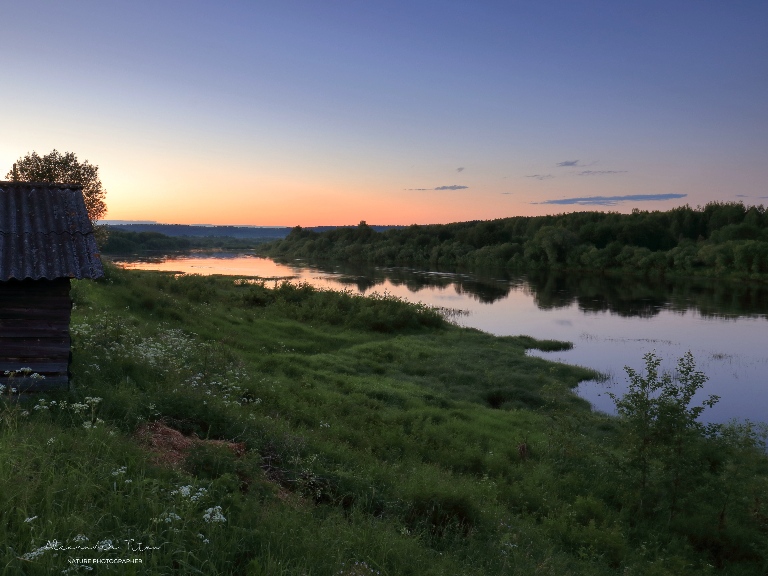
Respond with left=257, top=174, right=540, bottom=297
left=22, top=539, right=61, bottom=560
left=171, top=485, right=192, bottom=498
left=95, top=539, right=115, bottom=551
left=202, top=506, right=226, bottom=523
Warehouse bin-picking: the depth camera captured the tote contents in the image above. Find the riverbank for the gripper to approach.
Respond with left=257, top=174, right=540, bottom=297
left=2, top=265, right=766, bottom=574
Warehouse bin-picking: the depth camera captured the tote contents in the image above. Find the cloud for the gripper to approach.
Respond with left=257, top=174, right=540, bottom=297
left=456, top=167, right=464, bottom=172
left=501, top=192, right=513, bottom=195
left=534, top=193, right=687, bottom=206
left=736, top=194, right=747, bottom=197
left=526, top=174, right=554, bottom=181
left=406, top=185, right=469, bottom=191
left=578, top=170, right=627, bottom=176
left=556, top=160, right=582, bottom=167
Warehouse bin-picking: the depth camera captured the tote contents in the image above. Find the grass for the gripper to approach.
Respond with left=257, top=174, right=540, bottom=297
left=1, top=264, right=766, bottom=575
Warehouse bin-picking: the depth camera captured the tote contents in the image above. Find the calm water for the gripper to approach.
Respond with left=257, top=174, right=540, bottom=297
left=114, top=253, right=768, bottom=424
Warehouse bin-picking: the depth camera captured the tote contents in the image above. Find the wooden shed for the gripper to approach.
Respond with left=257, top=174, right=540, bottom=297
left=0, top=181, right=104, bottom=395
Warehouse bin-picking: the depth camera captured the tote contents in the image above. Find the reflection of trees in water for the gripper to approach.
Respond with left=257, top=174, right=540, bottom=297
left=527, top=273, right=668, bottom=318
left=526, top=272, right=768, bottom=319
left=291, top=261, right=514, bottom=303
left=284, top=259, right=768, bottom=319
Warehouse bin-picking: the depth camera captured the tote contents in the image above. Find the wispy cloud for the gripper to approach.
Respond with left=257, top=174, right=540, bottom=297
left=456, top=167, right=464, bottom=173
left=501, top=192, right=513, bottom=195
left=534, top=193, right=687, bottom=206
left=526, top=174, right=554, bottom=181
left=578, top=170, right=627, bottom=176
left=406, top=185, right=469, bottom=191
left=556, top=160, right=582, bottom=167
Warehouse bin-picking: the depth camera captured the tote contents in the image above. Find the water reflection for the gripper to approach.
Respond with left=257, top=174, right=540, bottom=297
left=524, top=271, right=768, bottom=319
left=114, top=253, right=768, bottom=320
left=329, top=265, right=514, bottom=304
left=273, top=259, right=768, bottom=320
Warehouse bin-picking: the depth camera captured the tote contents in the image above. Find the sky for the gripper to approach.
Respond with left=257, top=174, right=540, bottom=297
left=2, top=1, right=767, bottom=226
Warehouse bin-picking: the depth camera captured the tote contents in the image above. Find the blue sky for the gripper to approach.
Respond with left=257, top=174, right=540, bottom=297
left=2, top=1, right=766, bottom=225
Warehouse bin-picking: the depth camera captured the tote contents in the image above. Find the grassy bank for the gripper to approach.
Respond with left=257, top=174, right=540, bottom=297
left=1, top=266, right=766, bottom=575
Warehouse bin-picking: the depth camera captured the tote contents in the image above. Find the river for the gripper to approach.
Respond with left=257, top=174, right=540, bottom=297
left=113, top=252, right=768, bottom=424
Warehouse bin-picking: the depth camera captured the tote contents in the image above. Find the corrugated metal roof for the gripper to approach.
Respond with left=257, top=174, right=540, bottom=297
left=0, top=181, right=104, bottom=280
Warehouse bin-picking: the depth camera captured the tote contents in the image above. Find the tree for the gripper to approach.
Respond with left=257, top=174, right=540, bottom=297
left=609, top=351, right=719, bottom=519
left=6, top=150, right=107, bottom=225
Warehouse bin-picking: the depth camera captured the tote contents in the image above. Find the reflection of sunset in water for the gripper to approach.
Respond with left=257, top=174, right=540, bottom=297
left=113, top=255, right=768, bottom=425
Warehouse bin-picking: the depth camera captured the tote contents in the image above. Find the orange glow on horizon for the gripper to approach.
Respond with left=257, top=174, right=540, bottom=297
left=106, top=186, right=547, bottom=226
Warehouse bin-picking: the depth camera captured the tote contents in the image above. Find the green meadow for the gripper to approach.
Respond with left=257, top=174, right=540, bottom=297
left=1, top=265, right=766, bottom=575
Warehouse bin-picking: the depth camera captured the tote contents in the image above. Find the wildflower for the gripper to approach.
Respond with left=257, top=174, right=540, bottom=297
left=22, top=540, right=61, bottom=560
left=95, top=539, right=115, bottom=551
left=197, top=533, right=210, bottom=544
left=171, top=485, right=192, bottom=498
left=72, top=534, right=89, bottom=543
left=111, top=466, right=127, bottom=476
left=202, top=506, right=226, bottom=523
left=171, top=485, right=207, bottom=501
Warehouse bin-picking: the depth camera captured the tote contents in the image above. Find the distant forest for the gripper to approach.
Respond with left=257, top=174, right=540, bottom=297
left=101, top=230, right=271, bottom=253
left=260, top=202, right=768, bottom=279
left=101, top=224, right=401, bottom=254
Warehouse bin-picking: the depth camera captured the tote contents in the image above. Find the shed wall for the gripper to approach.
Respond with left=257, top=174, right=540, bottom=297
left=0, top=279, right=71, bottom=394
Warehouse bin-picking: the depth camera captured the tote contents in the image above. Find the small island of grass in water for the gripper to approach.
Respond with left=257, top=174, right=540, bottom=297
left=1, top=264, right=765, bottom=575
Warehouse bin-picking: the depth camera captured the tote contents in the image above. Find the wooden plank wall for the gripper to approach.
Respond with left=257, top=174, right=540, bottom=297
left=0, top=279, right=71, bottom=394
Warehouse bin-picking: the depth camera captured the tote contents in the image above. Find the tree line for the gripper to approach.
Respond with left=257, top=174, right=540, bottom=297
left=261, top=203, right=768, bottom=279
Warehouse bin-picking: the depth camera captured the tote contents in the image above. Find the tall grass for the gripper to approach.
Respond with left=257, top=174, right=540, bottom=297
left=1, top=264, right=765, bottom=575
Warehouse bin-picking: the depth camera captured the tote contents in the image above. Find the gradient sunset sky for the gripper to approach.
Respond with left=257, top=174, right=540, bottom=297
left=2, top=1, right=767, bottom=226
